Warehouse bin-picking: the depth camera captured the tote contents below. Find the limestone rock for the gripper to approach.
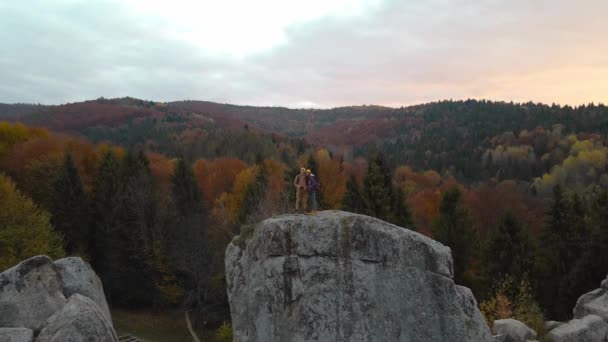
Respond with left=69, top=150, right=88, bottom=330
left=573, top=274, right=608, bottom=322
left=493, top=319, right=537, bottom=342
left=0, top=328, right=33, bottom=342
left=53, top=257, right=112, bottom=325
left=0, top=256, right=66, bottom=331
left=225, top=210, right=493, bottom=342
left=546, top=315, right=608, bottom=342
left=35, top=294, right=117, bottom=342
left=543, top=321, right=564, bottom=332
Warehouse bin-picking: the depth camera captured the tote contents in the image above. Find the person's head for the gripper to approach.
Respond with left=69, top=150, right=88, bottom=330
left=306, top=169, right=312, bottom=175
left=300, top=167, right=306, bottom=174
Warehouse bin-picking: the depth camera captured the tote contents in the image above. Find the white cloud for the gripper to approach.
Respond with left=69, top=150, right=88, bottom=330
left=0, top=0, right=606, bottom=106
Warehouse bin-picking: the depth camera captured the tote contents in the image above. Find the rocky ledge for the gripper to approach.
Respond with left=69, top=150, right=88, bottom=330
left=225, top=210, right=493, bottom=342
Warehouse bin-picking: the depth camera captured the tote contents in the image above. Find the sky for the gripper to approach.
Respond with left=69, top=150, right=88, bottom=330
left=0, top=0, right=607, bottom=107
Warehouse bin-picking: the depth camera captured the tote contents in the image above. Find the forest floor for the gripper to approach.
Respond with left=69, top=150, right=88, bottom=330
left=112, top=308, right=211, bottom=342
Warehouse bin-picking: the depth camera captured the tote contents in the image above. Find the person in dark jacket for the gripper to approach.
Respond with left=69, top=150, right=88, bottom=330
left=306, top=169, right=319, bottom=215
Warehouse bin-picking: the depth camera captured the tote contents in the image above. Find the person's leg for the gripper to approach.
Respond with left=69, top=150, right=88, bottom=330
left=303, top=190, right=308, bottom=212
left=311, top=191, right=317, bottom=214
left=295, top=187, right=301, bottom=212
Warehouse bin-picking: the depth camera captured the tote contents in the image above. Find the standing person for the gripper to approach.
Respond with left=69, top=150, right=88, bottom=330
left=293, top=167, right=308, bottom=213
left=306, top=169, right=319, bottom=215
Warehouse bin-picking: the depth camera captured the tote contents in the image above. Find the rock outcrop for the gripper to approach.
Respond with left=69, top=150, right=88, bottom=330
left=0, top=256, right=117, bottom=342
left=573, top=274, right=608, bottom=322
left=36, top=294, right=117, bottom=342
left=0, top=256, right=67, bottom=331
left=225, top=210, right=493, bottom=342
left=54, top=257, right=112, bottom=325
left=0, top=328, right=34, bottom=342
left=493, top=319, right=537, bottom=342
left=546, top=315, right=608, bottom=342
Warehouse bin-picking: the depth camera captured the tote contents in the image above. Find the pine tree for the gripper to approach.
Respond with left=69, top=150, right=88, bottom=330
left=432, top=187, right=475, bottom=285
left=172, top=158, right=204, bottom=217
left=536, top=185, right=584, bottom=319
left=390, top=187, right=414, bottom=229
left=50, top=153, right=90, bottom=255
left=108, top=151, right=160, bottom=306
left=363, top=162, right=392, bottom=220
left=484, top=211, right=534, bottom=280
left=91, top=151, right=121, bottom=277
left=170, top=158, right=210, bottom=309
left=342, top=175, right=365, bottom=213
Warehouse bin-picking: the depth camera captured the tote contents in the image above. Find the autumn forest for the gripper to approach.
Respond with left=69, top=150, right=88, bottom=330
left=2, top=98, right=608, bottom=337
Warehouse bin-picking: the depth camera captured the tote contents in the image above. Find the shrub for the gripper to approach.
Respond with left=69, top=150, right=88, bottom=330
left=480, top=275, right=544, bottom=336
left=215, top=322, right=233, bottom=342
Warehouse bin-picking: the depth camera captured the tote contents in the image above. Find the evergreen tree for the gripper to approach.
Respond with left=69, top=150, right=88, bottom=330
left=342, top=175, right=365, bottom=214
left=172, top=158, right=204, bottom=217
left=556, top=188, right=608, bottom=320
left=91, top=151, right=121, bottom=277
left=109, top=151, right=159, bottom=307
left=363, top=162, right=392, bottom=220
left=432, top=187, right=475, bottom=285
left=390, top=187, right=414, bottom=229
left=50, top=153, right=90, bottom=255
left=170, top=157, right=210, bottom=309
left=535, top=184, right=581, bottom=319
left=484, top=211, right=534, bottom=280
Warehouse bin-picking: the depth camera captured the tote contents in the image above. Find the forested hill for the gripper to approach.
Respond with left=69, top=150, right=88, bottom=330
left=2, top=98, right=608, bottom=184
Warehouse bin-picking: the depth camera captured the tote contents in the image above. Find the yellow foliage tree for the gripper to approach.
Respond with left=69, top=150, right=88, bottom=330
left=0, top=173, right=64, bottom=271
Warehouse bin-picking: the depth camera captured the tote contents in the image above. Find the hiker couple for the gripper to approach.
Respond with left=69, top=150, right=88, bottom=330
left=294, top=168, right=319, bottom=215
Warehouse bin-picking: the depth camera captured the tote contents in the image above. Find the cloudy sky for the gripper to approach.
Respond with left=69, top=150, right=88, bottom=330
left=1, top=0, right=607, bottom=107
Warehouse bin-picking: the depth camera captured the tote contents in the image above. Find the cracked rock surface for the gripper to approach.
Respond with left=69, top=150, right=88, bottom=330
left=226, top=210, right=493, bottom=342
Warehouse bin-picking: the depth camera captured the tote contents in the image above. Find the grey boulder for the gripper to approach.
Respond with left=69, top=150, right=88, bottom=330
left=35, top=294, right=117, bottom=342
left=53, top=257, right=112, bottom=325
left=544, top=321, right=564, bottom=332
left=226, top=210, right=493, bottom=342
left=574, top=274, right=608, bottom=322
left=0, top=328, right=33, bottom=342
left=546, top=315, right=608, bottom=342
left=0, top=256, right=66, bottom=331
left=493, top=319, right=537, bottom=342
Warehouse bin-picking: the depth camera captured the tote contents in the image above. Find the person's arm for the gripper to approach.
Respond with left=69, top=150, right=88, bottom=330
left=294, top=175, right=299, bottom=187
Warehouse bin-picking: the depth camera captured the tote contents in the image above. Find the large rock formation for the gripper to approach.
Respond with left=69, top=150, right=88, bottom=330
left=0, top=256, right=117, bottom=342
left=0, top=328, right=34, bottom=342
left=573, top=274, right=608, bottom=322
left=546, top=315, right=608, bottom=342
left=225, top=210, right=493, bottom=342
left=0, top=256, right=67, bottom=331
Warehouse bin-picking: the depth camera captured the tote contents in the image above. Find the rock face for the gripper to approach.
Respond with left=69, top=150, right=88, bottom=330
left=0, top=328, right=34, bottom=342
left=493, top=319, right=537, bottom=342
left=36, top=294, right=117, bottom=342
left=0, top=256, right=67, bottom=330
left=0, top=255, right=117, bottom=341
left=543, top=321, right=564, bottom=332
left=54, top=257, right=112, bottom=325
left=225, top=211, right=493, bottom=342
left=573, top=274, right=608, bottom=322
left=546, top=315, right=608, bottom=342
